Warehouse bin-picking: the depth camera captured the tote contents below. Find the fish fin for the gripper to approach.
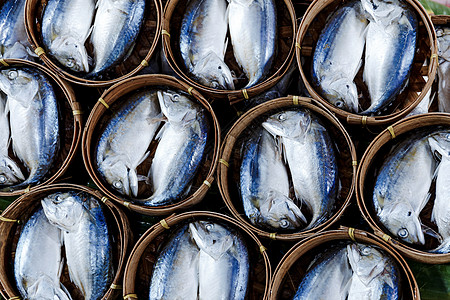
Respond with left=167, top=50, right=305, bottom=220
left=155, top=122, right=167, bottom=141
left=223, top=37, right=228, bottom=58
left=135, top=151, right=151, bottom=167
left=422, top=223, right=443, bottom=243
left=417, top=192, right=432, bottom=215
left=83, top=25, right=94, bottom=44
left=137, top=174, right=148, bottom=181
left=128, top=169, right=138, bottom=198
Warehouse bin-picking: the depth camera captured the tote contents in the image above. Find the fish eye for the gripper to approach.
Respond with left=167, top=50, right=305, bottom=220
left=277, top=113, right=286, bottom=121
left=335, top=100, right=345, bottom=108
left=113, top=180, right=123, bottom=189
left=172, top=94, right=180, bottom=102
left=211, top=81, right=220, bottom=89
left=66, top=59, right=75, bottom=68
left=398, top=228, right=409, bottom=238
left=361, top=246, right=371, bottom=256
left=8, top=70, right=17, bottom=80
left=279, top=219, right=290, bottom=229
left=205, top=223, right=213, bottom=231
left=53, top=194, right=63, bottom=203
left=0, top=175, right=6, bottom=184
left=218, top=66, right=222, bottom=70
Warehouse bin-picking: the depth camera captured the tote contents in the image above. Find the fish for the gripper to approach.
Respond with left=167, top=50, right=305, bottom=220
left=179, top=0, right=234, bottom=90
left=190, top=221, right=249, bottom=300
left=262, top=110, right=338, bottom=229
left=149, top=224, right=200, bottom=299
left=293, top=245, right=353, bottom=300
left=239, top=128, right=306, bottom=230
left=228, top=0, right=277, bottom=88
left=14, top=207, right=71, bottom=300
left=311, top=0, right=368, bottom=113
left=144, top=90, right=208, bottom=206
left=347, top=243, right=401, bottom=300
left=41, top=0, right=95, bottom=72
left=361, top=0, right=418, bottom=115
left=0, top=0, right=33, bottom=59
left=0, top=67, right=59, bottom=191
left=428, top=133, right=450, bottom=253
left=0, top=92, right=25, bottom=186
left=89, top=0, right=146, bottom=76
left=41, top=191, right=112, bottom=300
left=436, top=27, right=450, bottom=113
left=96, top=89, right=161, bottom=198
left=373, top=133, right=436, bottom=245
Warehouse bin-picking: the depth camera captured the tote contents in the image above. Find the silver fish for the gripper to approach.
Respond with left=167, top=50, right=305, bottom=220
left=239, top=128, right=306, bottom=230
left=311, top=0, right=368, bottom=113
left=373, top=133, right=436, bottom=245
left=144, top=90, right=208, bottom=206
left=228, top=0, right=276, bottom=88
left=190, top=221, right=249, bottom=300
left=41, top=0, right=95, bottom=72
left=293, top=246, right=353, bottom=300
left=180, top=0, right=234, bottom=89
left=0, top=92, right=24, bottom=186
left=14, top=208, right=71, bottom=300
left=262, top=110, right=338, bottom=229
left=0, top=0, right=33, bottom=59
left=89, top=0, right=145, bottom=76
left=149, top=224, right=200, bottom=300
left=347, top=243, right=401, bottom=300
left=96, top=90, right=161, bottom=198
left=0, top=67, right=59, bottom=190
left=436, top=27, right=450, bottom=113
left=41, top=192, right=112, bottom=300
left=361, top=0, right=417, bottom=115
left=428, top=133, right=450, bottom=253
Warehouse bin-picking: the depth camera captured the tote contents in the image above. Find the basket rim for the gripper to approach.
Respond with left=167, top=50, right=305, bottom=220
left=122, top=210, right=272, bottom=300
left=295, top=0, right=438, bottom=126
left=24, top=0, right=163, bottom=87
left=0, top=183, right=131, bottom=299
left=217, top=96, right=357, bottom=241
left=356, top=112, right=450, bottom=263
left=81, top=74, right=221, bottom=216
left=161, top=0, right=297, bottom=101
left=0, top=59, right=82, bottom=197
left=268, top=227, right=420, bottom=300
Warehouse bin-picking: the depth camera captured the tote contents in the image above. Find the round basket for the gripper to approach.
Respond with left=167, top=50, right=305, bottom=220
left=24, top=0, right=162, bottom=87
left=82, top=74, right=220, bottom=216
left=162, top=0, right=297, bottom=104
left=123, top=211, right=271, bottom=300
left=357, top=113, right=450, bottom=263
left=0, top=59, right=82, bottom=197
left=217, top=96, right=357, bottom=241
left=430, top=14, right=449, bottom=26
left=269, top=227, right=420, bottom=299
left=296, top=0, right=438, bottom=126
left=0, top=183, right=132, bottom=299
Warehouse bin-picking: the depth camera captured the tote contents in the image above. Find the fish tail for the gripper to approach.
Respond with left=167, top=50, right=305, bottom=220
left=430, top=238, right=450, bottom=254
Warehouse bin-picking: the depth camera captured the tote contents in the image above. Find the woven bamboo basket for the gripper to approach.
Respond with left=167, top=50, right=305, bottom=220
left=430, top=15, right=449, bottom=26
left=0, top=183, right=132, bottom=299
left=296, top=0, right=438, bottom=126
left=24, top=0, right=162, bottom=87
left=82, top=74, right=220, bottom=216
left=162, top=0, right=297, bottom=104
left=357, top=113, right=450, bottom=263
left=123, top=211, right=271, bottom=300
left=217, top=96, right=357, bottom=241
left=0, top=59, right=82, bottom=197
left=269, top=227, right=420, bottom=299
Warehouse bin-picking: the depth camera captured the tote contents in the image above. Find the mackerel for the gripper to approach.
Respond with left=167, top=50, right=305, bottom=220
left=436, top=27, right=450, bottom=113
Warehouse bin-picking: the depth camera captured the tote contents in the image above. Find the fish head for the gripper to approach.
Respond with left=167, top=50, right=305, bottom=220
left=0, top=156, right=25, bottom=186
left=157, top=90, right=198, bottom=125
left=99, top=158, right=134, bottom=197
left=0, top=68, right=39, bottom=105
left=50, top=35, right=89, bottom=73
left=192, top=52, right=235, bottom=90
left=347, top=243, right=392, bottom=287
left=262, top=110, right=311, bottom=140
left=27, top=275, right=71, bottom=300
left=322, top=77, right=359, bottom=113
left=258, top=191, right=307, bottom=230
left=189, top=221, right=234, bottom=260
left=41, top=192, right=85, bottom=231
left=379, top=201, right=425, bottom=245
left=360, top=0, right=403, bottom=25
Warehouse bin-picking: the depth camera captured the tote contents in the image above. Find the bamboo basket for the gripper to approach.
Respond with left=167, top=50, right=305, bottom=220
left=162, top=0, right=297, bottom=104
left=24, top=0, right=162, bottom=87
left=82, top=74, right=220, bottom=216
left=296, top=0, right=438, bottom=126
left=0, top=59, right=82, bottom=197
left=217, top=96, right=357, bottom=241
left=430, top=15, right=450, bottom=26
left=0, top=183, right=132, bottom=299
left=357, top=113, right=450, bottom=263
left=269, top=228, right=420, bottom=299
left=123, top=211, right=271, bottom=300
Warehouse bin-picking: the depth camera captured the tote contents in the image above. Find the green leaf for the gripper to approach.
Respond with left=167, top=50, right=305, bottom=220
left=419, top=0, right=450, bottom=15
